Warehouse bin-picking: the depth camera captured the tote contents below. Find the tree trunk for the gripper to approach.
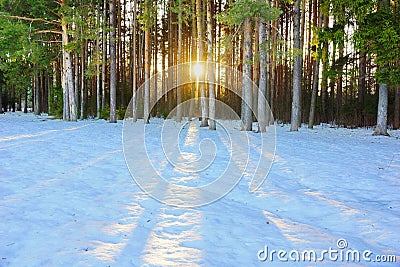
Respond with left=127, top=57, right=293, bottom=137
left=144, top=0, right=151, bottom=124
left=374, top=0, right=390, bottom=136
left=176, top=2, right=183, bottom=122
left=17, top=91, right=22, bottom=111
left=337, top=46, right=343, bottom=122
left=34, top=74, right=40, bottom=115
left=197, top=0, right=208, bottom=127
left=298, top=0, right=306, bottom=127
left=394, top=88, right=400, bottom=130
left=258, top=17, right=267, bottom=132
left=373, top=83, right=389, bottom=135
left=61, top=15, right=77, bottom=121
left=0, top=74, right=3, bottom=114
left=207, top=0, right=216, bottom=130
left=131, top=0, right=138, bottom=122
left=290, top=0, right=302, bottom=131
left=358, top=52, right=367, bottom=126
left=253, top=18, right=259, bottom=116
left=80, top=39, right=87, bottom=120
left=101, top=0, right=107, bottom=114
left=24, top=88, right=28, bottom=113
left=189, top=0, right=197, bottom=118
left=109, top=0, right=117, bottom=123
left=96, top=6, right=101, bottom=119
left=320, top=15, right=329, bottom=123
left=241, top=17, right=253, bottom=131
left=11, top=85, right=15, bottom=112
left=308, top=59, right=320, bottom=128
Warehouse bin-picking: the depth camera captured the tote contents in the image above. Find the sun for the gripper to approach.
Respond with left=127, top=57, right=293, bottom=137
left=193, top=62, right=203, bottom=77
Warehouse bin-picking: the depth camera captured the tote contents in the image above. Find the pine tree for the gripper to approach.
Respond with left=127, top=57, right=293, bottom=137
left=109, top=0, right=117, bottom=123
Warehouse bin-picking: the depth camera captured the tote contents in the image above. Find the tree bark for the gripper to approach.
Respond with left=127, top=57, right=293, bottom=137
left=241, top=17, right=253, bottom=131
left=34, top=73, right=40, bottom=115
left=308, top=59, right=320, bottom=128
left=373, top=84, right=389, bottom=135
left=290, top=0, right=302, bottom=131
left=207, top=0, right=216, bottom=130
left=144, top=0, right=151, bottom=124
left=394, top=88, right=400, bottom=130
left=258, top=17, right=267, bottom=132
left=109, top=0, right=117, bottom=123
left=176, top=1, right=183, bottom=122
left=197, top=0, right=208, bottom=127
left=101, top=0, right=107, bottom=113
left=96, top=5, right=101, bottom=119
left=358, top=51, right=366, bottom=126
left=24, top=88, right=28, bottom=113
left=131, top=0, right=138, bottom=122
left=320, top=15, right=329, bottom=123
left=0, top=73, right=3, bottom=114
left=80, top=39, right=87, bottom=120
left=253, top=19, right=259, bottom=116
left=61, top=13, right=77, bottom=121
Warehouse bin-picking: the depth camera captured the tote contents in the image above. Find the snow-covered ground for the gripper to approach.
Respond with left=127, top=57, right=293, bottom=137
left=0, top=112, right=399, bottom=267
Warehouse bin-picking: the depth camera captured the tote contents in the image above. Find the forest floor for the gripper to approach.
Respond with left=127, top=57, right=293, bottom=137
left=0, top=112, right=399, bottom=267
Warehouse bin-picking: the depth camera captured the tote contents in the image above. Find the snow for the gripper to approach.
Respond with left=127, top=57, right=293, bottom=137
left=0, top=112, right=399, bottom=266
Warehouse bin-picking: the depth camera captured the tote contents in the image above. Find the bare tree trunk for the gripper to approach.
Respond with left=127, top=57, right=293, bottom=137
left=96, top=5, right=101, bottom=118
left=131, top=0, right=138, bottom=121
left=394, top=88, right=400, bottom=130
left=197, top=0, right=208, bottom=127
left=358, top=51, right=367, bottom=126
left=241, top=17, right=253, bottom=131
left=0, top=72, right=3, bottom=114
left=176, top=2, right=183, bottom=122
left=308, top=59, right=320, bottom=128
left=207, top=0, right=216, bottom=130
left=80, top=39, right=87, bottom=120
left=337, top=46, right=343, bottom=122
left=34, top=73, right=40, bottom=115
left=320, top=15, right=329, bottom=123
left=290, top=0, right=301, bottom=131
left=24, top=88, right=28, bottom=113
left=253, top=18, right=259, bottom=116
left=101, top=0, right=107, bottom=113
left=258, top=17, right=267, bottom=132
left=109, top=0, right=117, bottom=123
left=61, top=14, right=77, bottom=121
left=374, top=84, right=389, bottom=135
left=298, top=0, right=306, bottom=127
left=11, top=84, right=15, bottom=112
left=144, top=0, right=151, bottom=124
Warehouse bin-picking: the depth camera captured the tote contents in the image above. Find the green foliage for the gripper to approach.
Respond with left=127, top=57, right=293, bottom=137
left=117, top=108, right=126, bottom=120
left=325, top=0, right=400, bottom=86
left=321, top=0, right=376, bottom=25
left=0, top=17, right=47, bottom=95
left=171, top=0, right=192, bottom=26
left=49, top=84, right=63, bottom=118
left=217, top=0, right=282, bottom=27
left=100, top=104, right=110, bottom=120
left=354, top=7, right=400, bottom=86
left=99, top=104, right=126, bottom=121
left=138, top=0, right=158, bottom=30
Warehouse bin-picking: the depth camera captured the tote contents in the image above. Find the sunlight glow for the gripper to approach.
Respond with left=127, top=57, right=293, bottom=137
left=193, top=62, right=203, bottom=77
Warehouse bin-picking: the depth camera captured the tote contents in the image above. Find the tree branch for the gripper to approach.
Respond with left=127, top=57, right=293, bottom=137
left=2, top=15, right=60, bottom=26
left=35, top=29, right=63, bottom=35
